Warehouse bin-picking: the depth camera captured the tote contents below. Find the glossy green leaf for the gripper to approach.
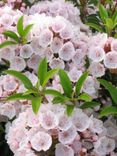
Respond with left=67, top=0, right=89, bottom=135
left=38, top=58, right=47, bottom=86
left=23, top=89, right=38, bottom=96
left=105, top=18, right=114, bottom=29
left=0, top=41, right=17, bottom=49
left=66, top=105, right=74, bottom=116
left=32, top=97, right=42, bottom=114
left=100, top=106, right=117, bottom=117
left=86, top=22, right=102, bottom=32
left=42, top=69, right=58, bottom=87
left=5, top=70, right=33, bottom=90
left=99, top=4, right=108, bottom=22
left=3, top=31, right=19, bottom=41
left=75, top=72, right=88, bottom=96
left=52, top=96, right=66, bottom=104
left=23, top=24, right=34, bottom=37
left=112, top=10, right=117, bottom=23
left=17, top=16, right=24, bottom=36
left=59, top=69, right=72, bottom=98
left=98, top=79, right=117, bottom=105
left=44, top=89, right=63, bottom=97
left=78, top=93, right=92, bottom=102
left=80, top=101, right=100, bottom=109
left=7, top=93, right=33, bottom=101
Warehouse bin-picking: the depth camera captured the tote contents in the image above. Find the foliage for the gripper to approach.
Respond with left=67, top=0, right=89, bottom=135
left=0, top=16, right=33, bottom=49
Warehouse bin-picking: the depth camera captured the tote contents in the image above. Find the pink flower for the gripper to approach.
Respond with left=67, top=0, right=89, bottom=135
left=58, top=126, right=77, bottom=144
left=104, top=51, right=117, bottom=69
left=59, top=41, right=75, bottom=61
left=55, top=143, right=74, bottom=156
left=30, top=131, right=52, bottom=151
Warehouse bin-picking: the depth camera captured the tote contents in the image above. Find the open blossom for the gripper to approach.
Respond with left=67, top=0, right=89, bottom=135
left=71, top=109, right=91, bottom=132
left=58, top=115, right=72, bottom=131
left=10, top=56, right=26, bottom=71
left=88, top=46, right=105, bottom=62
left=111, top=39, right=117, bottom=52
left=30, top=131, right=52, bottom=151
left=68, top=67, right=82, bottom=82
left=39, top=28, right=53, bottom=48
left=94, top=136, right=115, bottom=155
left=0, top=47, right=15, bottom=60
left=55, top=143, right=74, bottom=156
left=50, top=37, right=63, bottom=54
left=58, top=126, right=77, bottom=144
left=20, top=44, right=33, bottom=59
left=89, top=62, right=105, bottom=77
left=39, top=111, right=59, bottom=130
left=60, top=25, right=73, bottom=40
left=104, top=51, right=117, bottom=69
left=89, top=117, right=104, bottom=134
left=49, top=58, right=65, bottom=69
left=0, top=103, right=16, bottom=120
left=59, top=41, right=75, bottom=61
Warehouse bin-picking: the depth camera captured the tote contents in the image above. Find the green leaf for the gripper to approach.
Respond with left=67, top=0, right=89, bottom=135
left=66, top=105, right=74, bottom=116
left=23, top=24, right=34, bottom=37
left=7, top=93, right=33, bottom=101
left=0, top=41, right=17, bottom=49
left=100, top=106, right=117, bottom=117
left=5, top=70, right=33, bottom=90
left=112, top=10, right=117, bottom=23
left=17, top=16, right=24, bottom=36
left=42, top=69, right=58, bottom=87
left=59, top=69, right=72, bottom=98
left=44, top=89, right=63, bottom=97
left=23, top=89, right=38, bottom=96
left=99, top=4, right=108, bottom=22
left=75, top=72, right=88, bottom=96
left=86, top=22, right=102, bottom=32
left=3, top=31, right=19, bottom=42
left=80, top=101, right=100, bottom=109
left=32, top=97, right=42, bottom=114
left=105, top=18, right=114, bottom=29
left=52, top=96, right=67, bottom=104
left=78, top=93, right=92, bottom=102
left=98, top=79, right=117, bottom=105
left=38, top=58, right=47, bottom=86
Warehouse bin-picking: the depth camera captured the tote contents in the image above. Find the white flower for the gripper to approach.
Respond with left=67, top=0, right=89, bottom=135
left=104, top=51, right=117, bottom=69
left=58, top=126, right=77, bottom=144
left=58, top=115, right=72, bottom=131
left=111, top=39, right=117, bottom=52
left=50, top=37, right=63, bottom=54
left=0, top=47, right=15, bottom=61
left=60, top=25, right=73, bottom=40
left=27, top=54, right=41, bottom=71
left=0, top=103, right=16, bottom=120
left=88, top=46, right=105, bottom=62
left=30, top=131, right=52, bottom=151
left=10, top=56, right=26, bottom=71
left=68, top=67, right=82, bottom=82
left=72, top=109, right=91, bottom=132
left=39, top=28, right=53, bottom=48
left=89, top=118, right=104, bottom=134
left=94, top=136, right=115, bottom=155
left=51, top=19, right=65, bottom=33
left=59, top=41, right=75, bottom=61
left=39, top=111, right=59, bottom=130
left=89, top=62, right=105, bottom=77
left=49, top=58, right=65, bottom=69
left=20, top=45, right=33, bottom=59
left=55, top=143, right=74, bottom=156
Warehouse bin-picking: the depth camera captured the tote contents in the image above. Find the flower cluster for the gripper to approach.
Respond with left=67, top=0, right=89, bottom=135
left=0, top=72, right=38, bottom=120
left=6, top=103, right=116, bottom=156
left=0, top=0, right=117, bottom=156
